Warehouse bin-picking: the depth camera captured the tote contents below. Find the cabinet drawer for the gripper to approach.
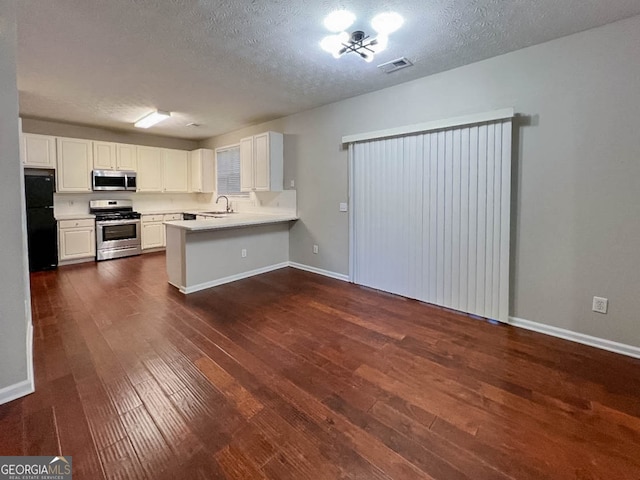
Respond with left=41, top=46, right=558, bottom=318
left=163, top=213, right=182, bottom=221
left=59, top=219, right=95, bottom=229
left=142, top=214, right=164, bottom=223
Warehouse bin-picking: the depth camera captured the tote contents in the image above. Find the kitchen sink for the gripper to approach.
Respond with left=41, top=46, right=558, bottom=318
left=201, top=211, right=236, bottom=215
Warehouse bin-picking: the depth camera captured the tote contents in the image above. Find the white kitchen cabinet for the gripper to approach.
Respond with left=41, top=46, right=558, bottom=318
left=93, top=141, right=117, bottom=170
left=141, top=213, right=183, bottom=250
left=58, top=219, right=96, bottom=261
left=94, top=142, right=137, bottom=171
left=23, top=133, right=57, bottom=169
left=189, top=149, right=215, bottom=193
left=137, top=146, right=163, bottom=192
left=163, top=149, right=189, bottom=193
left=239, top=137, right=254, bottom=192
left=141, top=214, right=165, bottom=249
left=116, top=144, right=137, bottom=170
left=56, top=137, right=93, bottom=192
left=240, top=131, right=283, bottom=192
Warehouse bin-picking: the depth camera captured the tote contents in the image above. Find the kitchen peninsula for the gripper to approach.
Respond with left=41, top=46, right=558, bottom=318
left=164, top=212, right=297, bottom=293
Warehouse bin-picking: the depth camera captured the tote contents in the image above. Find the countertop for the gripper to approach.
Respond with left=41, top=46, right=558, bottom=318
left=55, top=213, right=96, bottom=221
left=164, top=213, right=298, bottom=232
left=139, top=209, right=191, bottom=216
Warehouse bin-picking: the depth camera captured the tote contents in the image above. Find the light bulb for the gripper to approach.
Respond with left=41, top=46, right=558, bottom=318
left=361, top=52, right=374, bottom=63
left=372, top=34, right=388, bottom=53
left=371, top=12, right=404, bottom=35
left=324, top=10, right=356, bottom=32
left=320, top=34, right=341, bottom=54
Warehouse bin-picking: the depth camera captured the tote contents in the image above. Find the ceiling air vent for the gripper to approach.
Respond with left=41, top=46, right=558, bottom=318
left=377, top=57, right=413, bottom=73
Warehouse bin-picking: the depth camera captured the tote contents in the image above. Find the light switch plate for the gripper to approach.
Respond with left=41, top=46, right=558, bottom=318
left=339, top=202, right=348, bottom=212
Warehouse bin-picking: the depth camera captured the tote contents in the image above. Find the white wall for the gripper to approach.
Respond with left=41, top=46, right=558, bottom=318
left=0, top=0, right=32, bottom=397
left=202, top=15, right=640, bottom=349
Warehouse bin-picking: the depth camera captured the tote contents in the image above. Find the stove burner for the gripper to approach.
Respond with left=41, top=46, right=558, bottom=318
left=94, top=211, right=141, bottom=221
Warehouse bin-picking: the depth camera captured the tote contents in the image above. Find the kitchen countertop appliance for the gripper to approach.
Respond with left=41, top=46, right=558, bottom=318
left=92, top=169, right=137, bottom=191
left=90, top=199, right=141, bottom=261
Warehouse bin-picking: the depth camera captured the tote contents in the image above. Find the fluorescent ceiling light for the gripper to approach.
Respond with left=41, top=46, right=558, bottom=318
left=134, top=110, right=171, bottom=128
left=323, top=10, right=355, bottom=32
left=371, top=12, right=404, bottom=35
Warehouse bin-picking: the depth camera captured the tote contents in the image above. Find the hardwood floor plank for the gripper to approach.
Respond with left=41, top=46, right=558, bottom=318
left=120, top=404, right=175, bottom=478
left=22, top=406, right=60, bottom=456
left=194, top=356, right=264, bottom=419
left=99, top=437, right=147, bottom=480
left=0, top=402, right=25, bottom=455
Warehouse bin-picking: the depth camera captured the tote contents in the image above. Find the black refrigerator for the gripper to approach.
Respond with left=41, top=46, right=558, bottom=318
left=25, top=169, right=58, bottom=271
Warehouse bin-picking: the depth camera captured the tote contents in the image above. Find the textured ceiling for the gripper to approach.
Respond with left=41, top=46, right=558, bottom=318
left=16, top=0, right=640, bottom=140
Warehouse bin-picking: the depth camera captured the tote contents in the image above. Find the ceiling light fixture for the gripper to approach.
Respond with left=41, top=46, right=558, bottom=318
left=134, top=110, right=171, bottom=128
left=320, top=10, right=403, bottom=63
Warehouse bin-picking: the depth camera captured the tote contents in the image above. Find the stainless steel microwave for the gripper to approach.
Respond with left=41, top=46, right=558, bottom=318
left=92, top=170, right=137, bottom=191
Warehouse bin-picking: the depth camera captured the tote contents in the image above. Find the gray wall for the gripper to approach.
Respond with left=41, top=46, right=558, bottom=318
left=202, top=15, right=640, bottom=348
left=22, top=118, right=198, bottom=150
left=0, top=0, right=31, bottom=390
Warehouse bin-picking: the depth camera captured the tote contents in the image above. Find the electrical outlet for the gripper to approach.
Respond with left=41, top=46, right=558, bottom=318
left=290, top=180, right=295, bottom=188
left=241, top=249, right=247, bottom=258
left=339, top=202, right=348, bottom=212
left=313, top=244, right=319, bottom=254
left=592, top=296, right=608, bottom=314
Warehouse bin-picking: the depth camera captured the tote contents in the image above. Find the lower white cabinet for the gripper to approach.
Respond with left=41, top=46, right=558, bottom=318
left=58, top=219, right=96, bottom=261
left=141, top=213, right=182, bottom=250
left=141, top=215, right=165, bottom=249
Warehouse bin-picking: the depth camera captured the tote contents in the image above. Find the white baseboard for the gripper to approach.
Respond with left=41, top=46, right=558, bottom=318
left=181, top=262, right=290, bottom=294
left=0, top=322, right=35, bottom=405
left=58, top=256, right=95, bottom=267
left=26, top=321, right=34, bottom=391
left=0, top=379, right=35, bottom=406
left=288, top=262, right=350, bottom=282
left=509, top=316, right=640, bottom=359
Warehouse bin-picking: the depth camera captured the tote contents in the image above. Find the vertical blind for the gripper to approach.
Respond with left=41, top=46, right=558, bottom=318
left=350, top=119, right=512, bottom=322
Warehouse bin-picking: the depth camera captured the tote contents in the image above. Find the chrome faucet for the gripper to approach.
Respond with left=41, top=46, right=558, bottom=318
left=216, top=195, right=231, bottom=212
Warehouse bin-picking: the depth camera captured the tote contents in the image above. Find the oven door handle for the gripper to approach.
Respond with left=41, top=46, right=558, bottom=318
left=96, top=219, right=141, bottom=226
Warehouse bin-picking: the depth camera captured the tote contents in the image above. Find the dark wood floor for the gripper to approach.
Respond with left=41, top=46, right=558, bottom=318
left=1, top=253, right=639, bottom=479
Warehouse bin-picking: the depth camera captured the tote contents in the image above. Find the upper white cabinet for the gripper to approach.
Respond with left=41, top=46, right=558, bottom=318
left=189, top=148, right=215, bottom=193
left=93, top=142, right=138, bottom=171
left=56, top=137, right=93, bottom=192
left=93, top=141, right=117, bottom=170
left=136, top=146, right=164, bottom=192
left=23, top=133, right=57, bottom=169
left=240, top=131, right=283, bottom=192
left=116, top=144, right=137, bottom=170
left=163, top=149, right=189, bottom=193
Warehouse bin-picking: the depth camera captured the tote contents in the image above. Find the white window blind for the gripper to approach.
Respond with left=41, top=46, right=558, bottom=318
left=349, top=118, right=513, bottom=322
left=216, top=146, right=246, bottom=195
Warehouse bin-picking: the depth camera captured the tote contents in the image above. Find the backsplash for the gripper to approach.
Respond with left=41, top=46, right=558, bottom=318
left=54, top=190, right=297, bottom=216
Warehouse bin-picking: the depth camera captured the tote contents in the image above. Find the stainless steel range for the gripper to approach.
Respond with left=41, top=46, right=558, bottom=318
left=90, top=200, right=142, bottom=261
